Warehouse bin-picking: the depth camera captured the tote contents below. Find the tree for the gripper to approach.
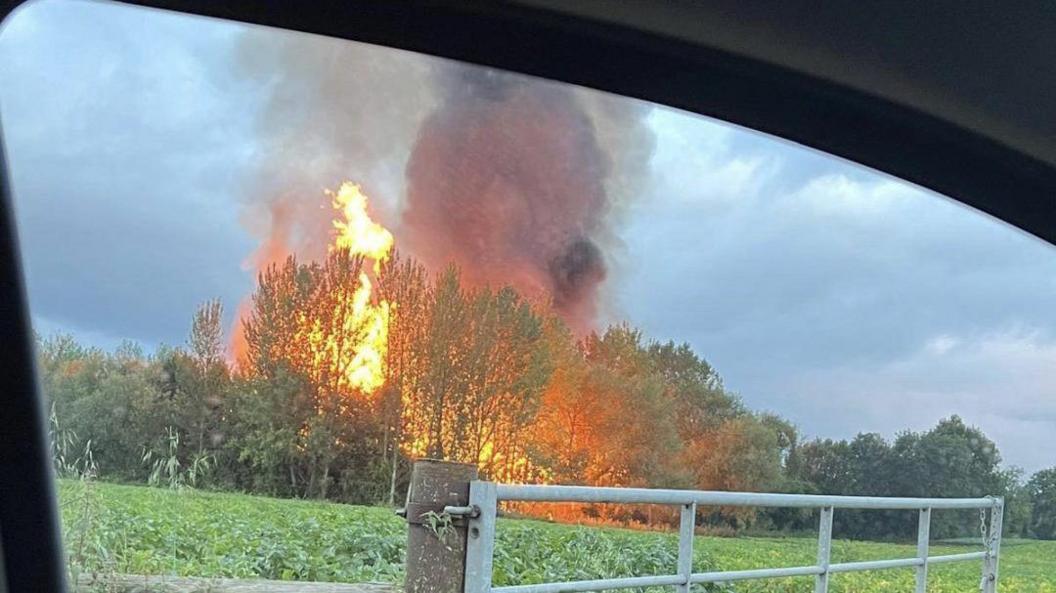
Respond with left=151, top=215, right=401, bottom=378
left=405, top=266, right=470, bottom=461
left=889, top=416, right=1005, bottom=538
left=786, top=438, right=858, bottom=496
left=190, top=299, right=225, bottom=369
left=1000, top=467, right=1033, bottom=538
left=787, top=418, right=1016, bottom=539
left=221, top=368, right=309, bottom=496
left=532, top=317, right=594, bottom=483
left=376, top=251, right=431, bottom=503
left=581, top=326, right=681, bottom=488
left=184, top=299, right=229, bottom=458
left=646, top=340, right=743, bottom=444
left=402, top=267, right=553, bottom=482
left=241, top=256, right=317, bottom=379
left=456, top=286, right=552, bottom=482
left=239, top=252, right=385, bottom=499
left=1027, top=467, right=1056, bottom=539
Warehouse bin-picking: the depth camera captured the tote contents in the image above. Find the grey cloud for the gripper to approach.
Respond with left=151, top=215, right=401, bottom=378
left=1, top=0, right=258, bottom=348
left=778, top=330, right=1056, bottom=473
left=616, top=109, right=1056, bottom=472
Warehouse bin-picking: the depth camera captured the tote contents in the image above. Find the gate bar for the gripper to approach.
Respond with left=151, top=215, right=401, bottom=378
left=491, top=552, right=995, bottom=593
left=494, top=574, right=684, bottom=593
left=494, top=484, right=992, bottom=509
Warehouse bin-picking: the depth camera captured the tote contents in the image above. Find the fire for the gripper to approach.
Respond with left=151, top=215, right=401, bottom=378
left=323, top=182, right=393, bottom=395
left=331, top=183, right=394, bottom=271
left=237, top=180, right=546, bottom=480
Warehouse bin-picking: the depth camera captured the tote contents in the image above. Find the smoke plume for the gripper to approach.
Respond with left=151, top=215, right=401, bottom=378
left=402, top=68, right=615, bottom=330
left=234, top=29, right=655, bottom=345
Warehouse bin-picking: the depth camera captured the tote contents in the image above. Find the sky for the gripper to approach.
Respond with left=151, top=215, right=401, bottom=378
left=2, top=0, right=1054, bottom=474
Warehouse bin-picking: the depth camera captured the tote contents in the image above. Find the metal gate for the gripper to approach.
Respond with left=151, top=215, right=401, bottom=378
left=450, top=483, right=1003, bottom=593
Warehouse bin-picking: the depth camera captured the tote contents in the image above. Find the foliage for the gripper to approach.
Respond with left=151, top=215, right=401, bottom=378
left=57, top=480, right=405, bottom=583
left=420, top=510, right=456, bottom=546
left=54, top=440, right=122, bottom=591
left=49, top=401, right=95, bottom=479
left=57, top=481, right=1056, bottom=592
left=1028, top=467, right=1056, bottom=539
left=492, top=521, right=697, bottom=589
left=142, top=427, right=213, bottom=490
left=1000, top=467, right=1034, bottom=538
left=784, top=417, right=1028, bottom=539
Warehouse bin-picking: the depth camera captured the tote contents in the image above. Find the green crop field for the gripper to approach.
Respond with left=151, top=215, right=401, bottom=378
left=59, top=480, right=1055, bottom=592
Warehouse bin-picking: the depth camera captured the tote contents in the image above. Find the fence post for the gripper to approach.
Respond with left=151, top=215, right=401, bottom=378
left=982, top=499, right=1004, bottom=593
left=915, top=507, right=931, bottom=593
left=814, top=506, right=834, bottom=593
left=676, top=502, right=696, bottom=593
left=403, top=459, right=479, bottom=593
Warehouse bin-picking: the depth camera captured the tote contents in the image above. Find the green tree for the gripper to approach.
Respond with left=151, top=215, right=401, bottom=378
left=184, top=300, right=229, bottom=460
left=888, top=416, right=1005, bottom=538
left=221, top=369, right=309, bottom=496
left=239, top=252, right=384, bottom=499
left=1000, top=467, right=1033, bottom=538
left=788, top=417, right=1014, bottom=539
left=1027, top=467, right=1056, bottom=539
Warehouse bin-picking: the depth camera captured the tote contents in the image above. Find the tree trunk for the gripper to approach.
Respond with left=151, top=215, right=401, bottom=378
left=319, top=461, right=331, bottom=499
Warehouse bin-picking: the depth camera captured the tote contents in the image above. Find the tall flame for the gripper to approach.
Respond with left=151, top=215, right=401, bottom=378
left=332, top=183, right=394, bottom=271
left=326, top=182, right=393, bottom=395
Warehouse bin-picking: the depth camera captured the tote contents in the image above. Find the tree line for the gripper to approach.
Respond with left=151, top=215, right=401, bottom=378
left=783, top=418, right=1056, bottom=539
left=40, top=250, right=1056, bottom=539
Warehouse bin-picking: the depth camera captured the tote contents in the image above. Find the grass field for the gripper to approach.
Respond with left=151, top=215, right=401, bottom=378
left=59, top=480, right=1056, bottom=592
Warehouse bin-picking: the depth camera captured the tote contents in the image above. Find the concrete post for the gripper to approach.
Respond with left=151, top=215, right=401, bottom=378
left=403, top=459, right=479, bottom=593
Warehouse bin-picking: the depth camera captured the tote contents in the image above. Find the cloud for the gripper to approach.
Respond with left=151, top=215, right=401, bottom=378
left=0, top=0, right=258, bottom=348
left=619, top=106, right=1056, bottom=473
left=782, top=329, right=1056, bottom=473
left=925, top=334, right=959, bottom=356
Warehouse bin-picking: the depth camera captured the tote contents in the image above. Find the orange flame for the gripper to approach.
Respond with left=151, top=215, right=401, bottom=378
left=325, top=182, right=393, bottom=395
left=331, top=183, right=394, bottom=271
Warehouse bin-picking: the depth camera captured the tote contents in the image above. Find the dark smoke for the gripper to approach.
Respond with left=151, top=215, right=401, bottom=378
left=401, top=67, right=648, bottom=331
left=549, top=238, right=606, bottom=312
